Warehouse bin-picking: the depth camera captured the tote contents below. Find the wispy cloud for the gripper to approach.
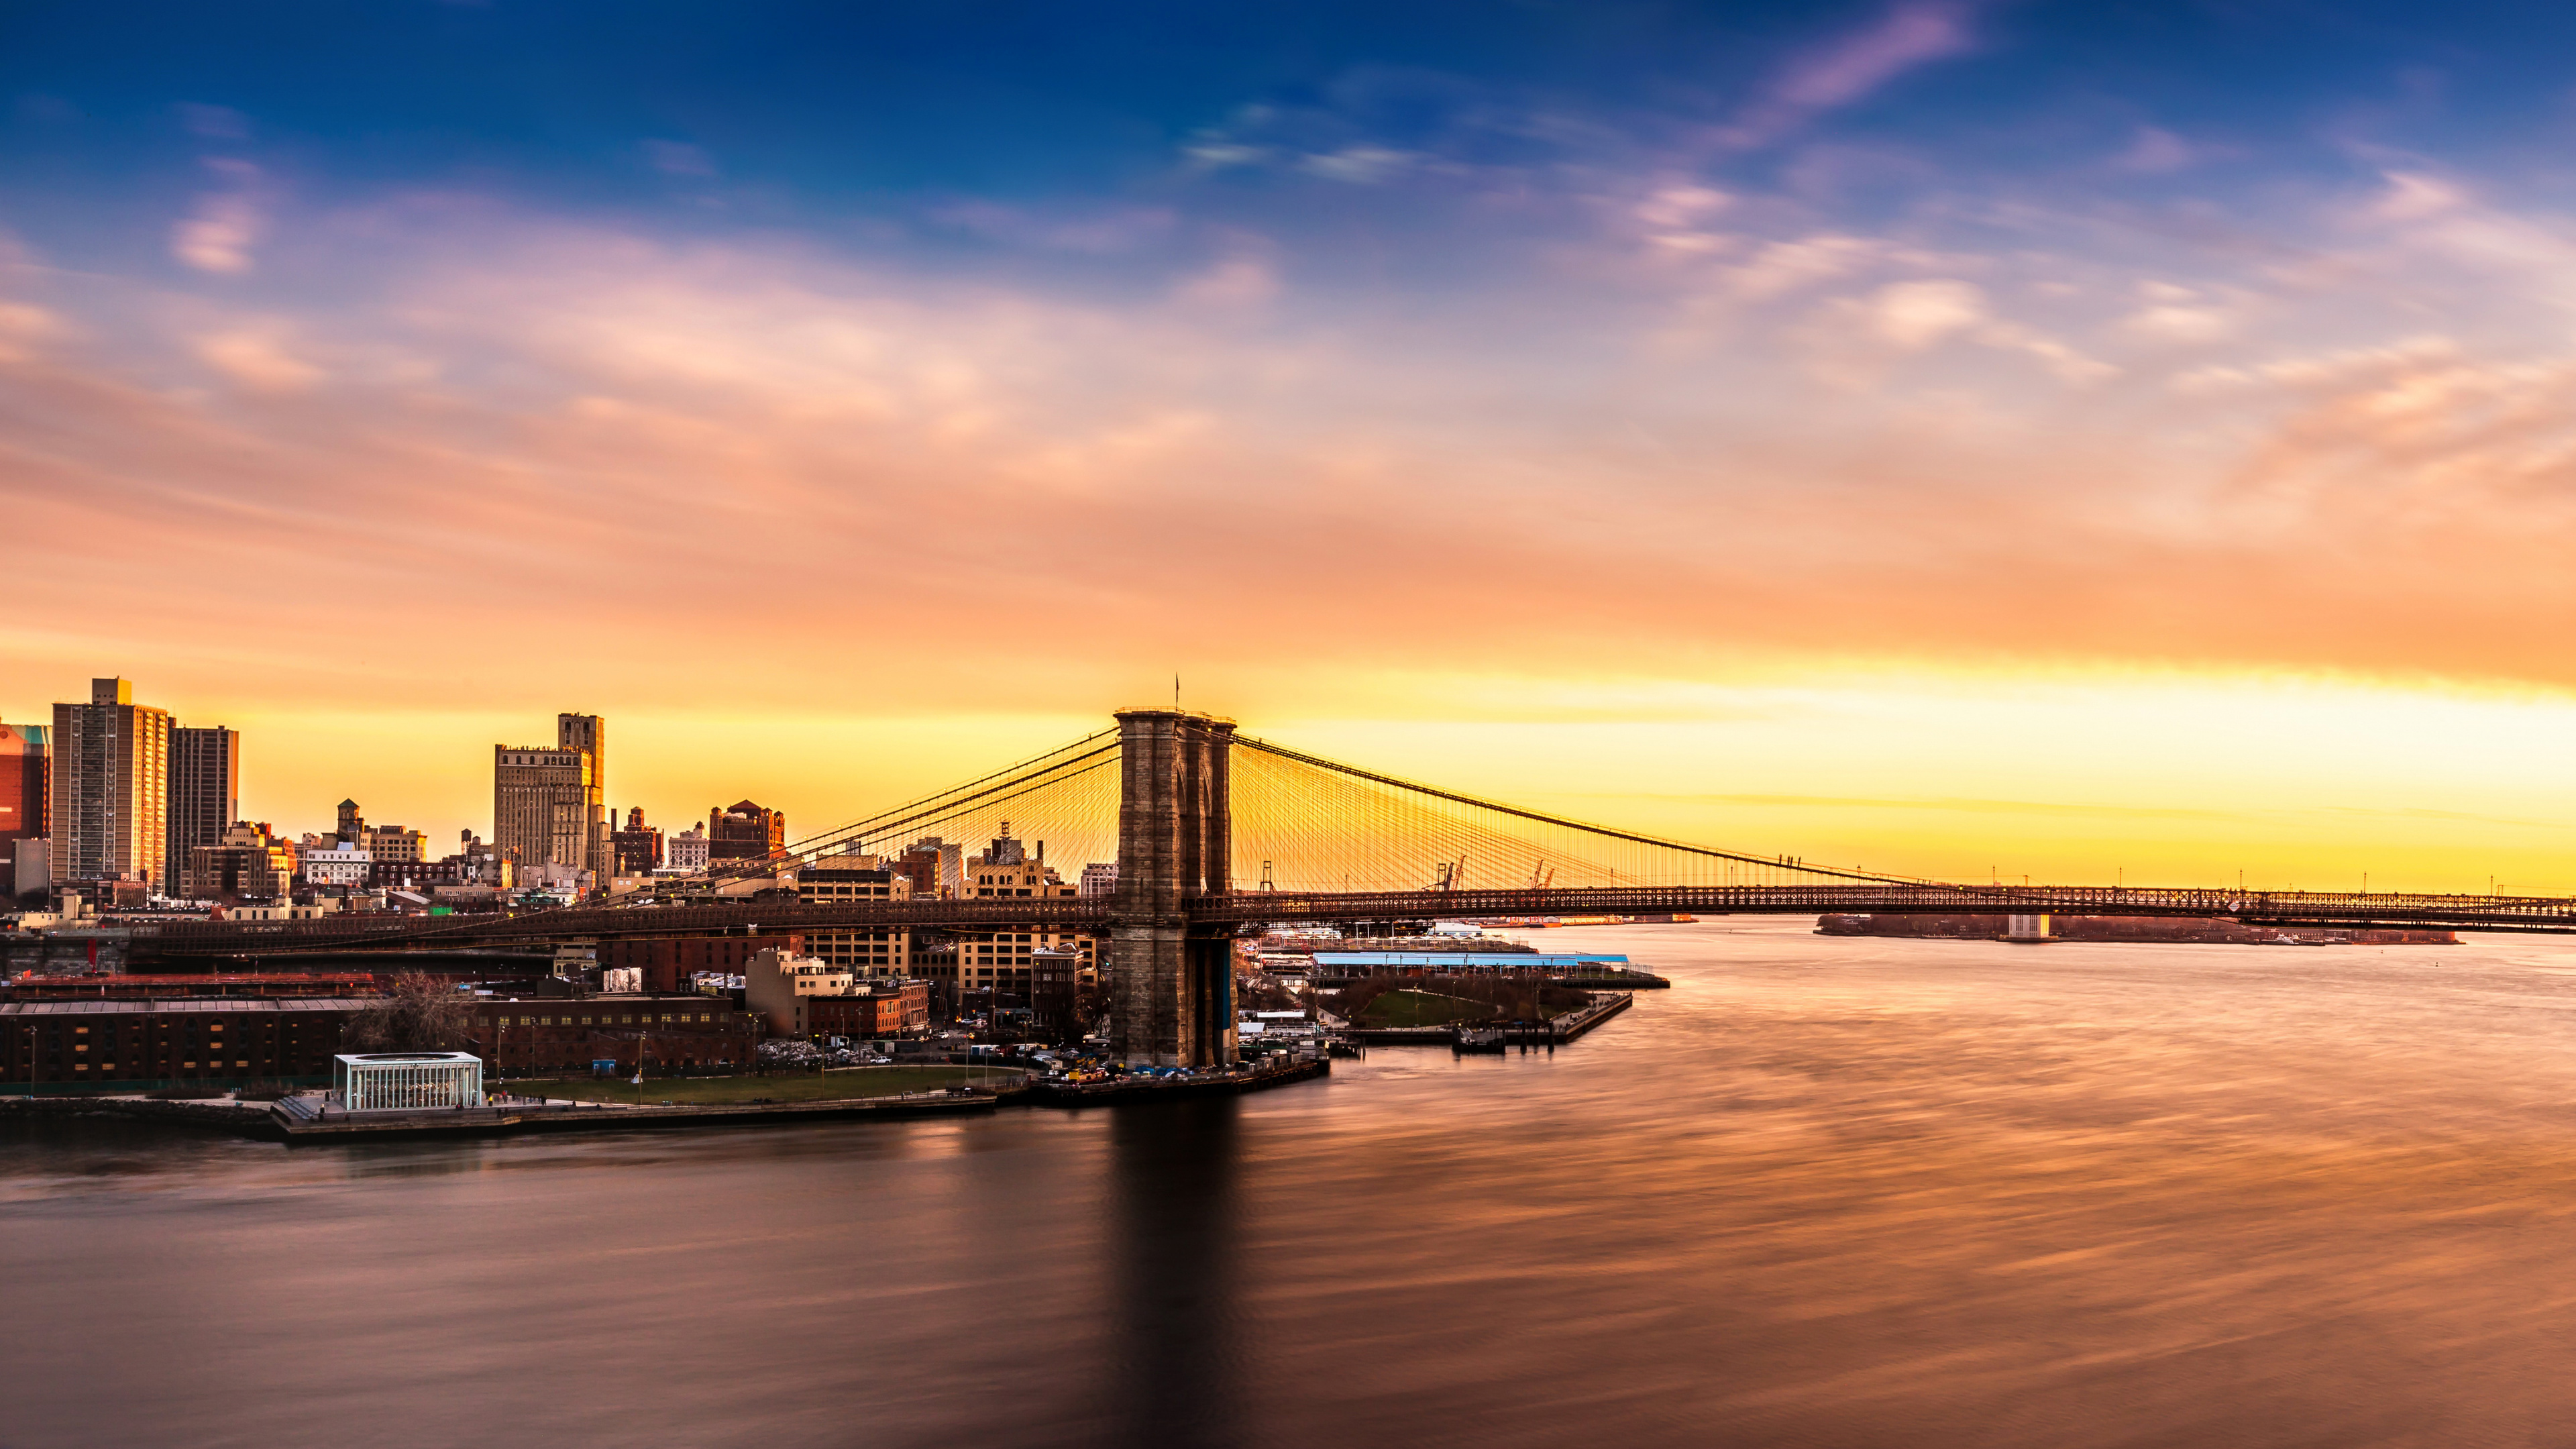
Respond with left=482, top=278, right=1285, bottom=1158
left=1719, top=3, right=1982, bottom=149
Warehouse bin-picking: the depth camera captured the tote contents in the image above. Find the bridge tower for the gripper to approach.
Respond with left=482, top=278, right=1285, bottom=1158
left=1110, top=709, right=1238, bottom=1067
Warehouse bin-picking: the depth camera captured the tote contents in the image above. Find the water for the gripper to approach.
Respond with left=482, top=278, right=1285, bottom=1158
left=11, top=919, right=2576, bottom=1448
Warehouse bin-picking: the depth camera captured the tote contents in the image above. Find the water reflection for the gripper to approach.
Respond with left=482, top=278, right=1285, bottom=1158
left=1108, top=1099, right=1243, bottom=1448
left=13, top=923, right=2576, bottom=1447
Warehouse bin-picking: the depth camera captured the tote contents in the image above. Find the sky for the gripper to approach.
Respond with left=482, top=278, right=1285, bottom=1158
left=6, top=0, right=2576, bottom=892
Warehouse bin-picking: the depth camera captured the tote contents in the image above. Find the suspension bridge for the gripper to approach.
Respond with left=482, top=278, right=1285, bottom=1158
left=140, top=708, right=2576, bottom=1063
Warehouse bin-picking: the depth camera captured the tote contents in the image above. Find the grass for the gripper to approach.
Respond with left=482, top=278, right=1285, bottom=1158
left=507, top=1065, right=1012, bottom=1106
left=1356, top=989, right=1499, bottom=1029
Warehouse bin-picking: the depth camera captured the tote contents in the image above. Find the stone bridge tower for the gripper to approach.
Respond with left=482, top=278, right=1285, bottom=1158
left=1110, top=709, right=1237, bottom=1067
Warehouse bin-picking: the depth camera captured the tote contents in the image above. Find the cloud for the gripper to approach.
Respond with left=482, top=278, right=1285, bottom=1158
left=2114, top=126, right=2194, bottom=174
left=1722, top=3, right=1980, bottom=148
left=171, top=197, right=263, bottom=273
left=193, top=327, right=323, bottom=392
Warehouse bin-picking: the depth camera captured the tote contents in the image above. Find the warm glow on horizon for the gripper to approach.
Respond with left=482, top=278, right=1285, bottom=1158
left=7, top=3, right=2576, bottom=896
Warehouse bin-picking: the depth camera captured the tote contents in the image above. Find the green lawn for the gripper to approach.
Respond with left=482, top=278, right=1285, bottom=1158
left=510, top=1065, right=1017, bottom=1106
left=1356, top=989, right=1499, bottom=1029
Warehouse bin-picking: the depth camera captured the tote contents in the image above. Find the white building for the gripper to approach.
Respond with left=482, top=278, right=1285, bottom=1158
left=301, top=845, right=372, bottom=888
left=332, top=1052, right=483, bottom=1110
left=666, top=826, right=710, bottom=872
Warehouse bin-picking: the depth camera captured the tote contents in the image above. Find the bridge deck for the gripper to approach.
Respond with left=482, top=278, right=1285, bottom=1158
left=123, top=883, right=2576, bottom=958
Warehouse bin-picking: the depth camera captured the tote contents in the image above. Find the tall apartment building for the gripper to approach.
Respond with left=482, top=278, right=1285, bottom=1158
left=51, top=678, right=173, bottom=894
left=166, top=726, right=239, bottom=884
left=0, top=722, right=46, bottom=900
left=492, top=745, right=596, bottom=873
left=708, top=800, right=785, bottom=863
left=555, top=713, right=608, bottom=879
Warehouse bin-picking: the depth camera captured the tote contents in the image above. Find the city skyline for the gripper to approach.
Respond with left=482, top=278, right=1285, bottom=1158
left=8, top=3, right=2576, bottom=891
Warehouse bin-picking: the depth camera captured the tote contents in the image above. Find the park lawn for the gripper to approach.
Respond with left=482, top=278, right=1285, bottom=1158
left=517, top=1065, right=1014, bottom=1106
left=1357, top=990, right=1499, bottom=1029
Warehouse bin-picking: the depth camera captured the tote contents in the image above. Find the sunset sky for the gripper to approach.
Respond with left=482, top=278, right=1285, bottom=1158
left=6, top=1, right=2576, bottom=892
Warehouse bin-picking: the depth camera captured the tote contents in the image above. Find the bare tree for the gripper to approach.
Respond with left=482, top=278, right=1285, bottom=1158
left=344, top=973, right=474, bottom=1053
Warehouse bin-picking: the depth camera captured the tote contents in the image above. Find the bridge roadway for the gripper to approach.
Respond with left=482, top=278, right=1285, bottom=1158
left=128, top=882, right=2576, bottom=959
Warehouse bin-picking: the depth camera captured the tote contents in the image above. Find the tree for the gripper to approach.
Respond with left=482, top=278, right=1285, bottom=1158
left=344, top=973, right=474, bottom=1053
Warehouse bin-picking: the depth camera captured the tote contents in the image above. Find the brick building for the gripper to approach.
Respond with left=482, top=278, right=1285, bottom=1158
left=598, top=933, right=806, bottom=994
left=708, top=800, right=785, bottom=863
left=0, top=996, right=368, bottom=1090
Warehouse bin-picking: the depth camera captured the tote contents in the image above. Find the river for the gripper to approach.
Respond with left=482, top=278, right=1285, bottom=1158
left=9, top=918, right=2576, bottom=1448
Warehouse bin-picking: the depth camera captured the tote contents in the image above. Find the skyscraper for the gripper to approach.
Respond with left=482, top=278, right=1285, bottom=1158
left=51, top=678, right=173, bottom=894
left=0, top=722, right=46, bottom=903
left=556, top=712, right=608, bottom=881
left=168, top=725, right=239, bottom=885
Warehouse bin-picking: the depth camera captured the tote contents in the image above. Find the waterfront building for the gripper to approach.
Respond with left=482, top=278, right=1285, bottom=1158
left=665, top=825, right=710, bottom=873
left=475, top=994, right=757, bottom=1075
left=708, top=800, right=785, bottom=863
left=182, top=821, right=297, bottom=902
left=50, top=678, right=173, bottom=895
left=610, top=806, right=663, bottom=875
left=1, top=994, right=366, bottom=1089
left=333, top=1052, right=483, bottom=1110
left=0, top=722, right=45, bottom=903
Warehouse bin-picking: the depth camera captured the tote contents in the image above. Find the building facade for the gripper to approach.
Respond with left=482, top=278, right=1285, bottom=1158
left=665, top=826, right=710, bottom=873
left=708, top=800, right=786, bottom=863
left=50, top=678, right=173, bottom=894
left=796, top=853, right=914, bottom=977
left=598, top=933, right=806, bottom=994
left=182, top=821, right=297, bottom=903
left=166, top=725, right=239, bottom=890
left=554, top=714, right=609, bottom=880
left=610, top=806, right=663, bottom=875
left=364, top=824, right=428, bottom=864
left=492, top=745, right=595, bottom=873
left=0, top=722, right=45, bottom=903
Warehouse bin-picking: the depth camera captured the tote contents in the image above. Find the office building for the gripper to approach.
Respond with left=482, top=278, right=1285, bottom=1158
left=611, top=806, right=663, bottom=875
left=301, top=843, right=372, bottom=889
left=555, top=713, right=608, bottom=880
left=50, top=678, right=173, bottom=894
left=0, top=722, right=46, bottom=902
left=492, top=744, right=595, bottom=874
left=1079, top=862, right=1119, bottom=898
left=708, top=800, right=785, bottom=863
left=665, top=825, right=710, bottom=873
left=166, top=725, right=239, bottom=885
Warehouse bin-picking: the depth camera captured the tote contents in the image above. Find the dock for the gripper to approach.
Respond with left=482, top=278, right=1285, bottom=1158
left=1341, top=991, right=1635, bottom=1049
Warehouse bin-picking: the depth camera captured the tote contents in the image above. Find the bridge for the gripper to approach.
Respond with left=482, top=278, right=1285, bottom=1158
left=137, top=708, right=2576, bottom=1064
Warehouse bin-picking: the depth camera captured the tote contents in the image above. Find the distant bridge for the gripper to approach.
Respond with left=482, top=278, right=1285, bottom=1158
left=139, top=710, right=2576, bottom=1063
